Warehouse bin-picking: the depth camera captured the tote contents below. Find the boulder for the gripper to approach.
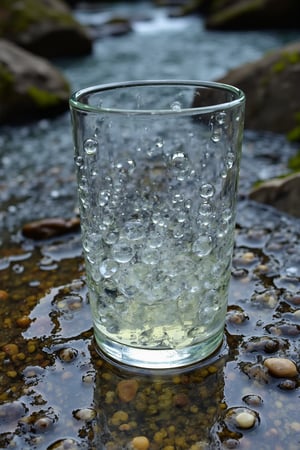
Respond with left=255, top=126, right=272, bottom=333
left=0, top=39, right=70, bottom=125
left=205, top=0, right=300, bottom=30
left=0, top=0, right=92, bottom=58
left=249, top=173, right=300, bottom=218
left=217, top=41, right=300, bottom=138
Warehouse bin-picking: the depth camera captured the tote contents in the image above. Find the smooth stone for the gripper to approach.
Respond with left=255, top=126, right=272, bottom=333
left=264, top=357, right=298, bottom=378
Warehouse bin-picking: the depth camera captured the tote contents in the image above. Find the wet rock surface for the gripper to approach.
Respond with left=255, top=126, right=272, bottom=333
left=0, top=39, right=71, bottom=125
left=218, top=40, right=300, bottom=137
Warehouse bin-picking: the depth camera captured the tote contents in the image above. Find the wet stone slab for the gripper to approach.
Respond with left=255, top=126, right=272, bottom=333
left=0, top=197, right=299, bottom=449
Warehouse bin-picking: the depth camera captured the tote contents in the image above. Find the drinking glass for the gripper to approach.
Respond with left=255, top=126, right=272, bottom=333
left=70, top=80, right=245, bottom=369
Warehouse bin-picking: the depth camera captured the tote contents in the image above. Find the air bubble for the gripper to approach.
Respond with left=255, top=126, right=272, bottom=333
left=199, top=202, right=213, bottom=216
left=103, top=231, right=119, bottom=245
left=140, top=247, right=160, bottom=265
left=226, top=152, right=235, bottom=169
left=98, top=190, right=110, bottom=206
left=211, top=129, right=222, bottom=143
left=171, top=101, right=182, bottom=111
left=171, top=152, right=189, bottom=171
left=215, top=111, right=227, bottom=125
left=84, top=138, right=98, bottom=155
left=99, top=259, right=118, bottom=278
left=74, top=156, right=84, bottom=168
left=192, top=234, right=213, bottom=257
left=147, top=231, right=163, bottom=248
left=124, top=220, right=145, bottom=240
left=200, top=183, right=215, bottom=199
left=112, top=240, right=135, bottom=263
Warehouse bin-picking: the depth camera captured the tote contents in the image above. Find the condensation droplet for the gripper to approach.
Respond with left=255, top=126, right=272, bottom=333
left=112, top=240, right=135, bottom=263
left=226, top=152, right=235, bottom=169
left=199, top=202, right=213, bottom=216
left=170, top=101, right=182, bottom=111
left=211, top=129, right=222, bottom=143
left=99, top=259, right=118, bottom=278
left=192, top=234, right=213, bottom=257
left=200, top=183, right=215, bottom=199
left=84, top=138, right=98, bottom=155
left=98, top=190, right=110, bottom=206
left=124, top=220, right=145, bottom=240
left=171, top=152, right=189, bottom=171
left=74, top=156, right=84, bottom=168
left=215, top=111, right=227, bottom=125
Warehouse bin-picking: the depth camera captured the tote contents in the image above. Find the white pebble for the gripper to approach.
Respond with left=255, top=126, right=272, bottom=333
left=235, top=411, right=256, bottom=429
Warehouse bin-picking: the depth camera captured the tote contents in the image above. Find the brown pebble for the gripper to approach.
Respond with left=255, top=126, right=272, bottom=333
left=117, top=379, right=139, bottom=402
left=3, top=344, right=19, bottom=356
left=22, top=217, right=80, bottom=239
left=16, top=315, right=31, bottom=328
left=0, top=290, right=9, bottom=301
left=264, top=357, right=298, bottom=378
left=173, top=393, right=189, bottom=407
left=131, top=436, right=150, bottom=450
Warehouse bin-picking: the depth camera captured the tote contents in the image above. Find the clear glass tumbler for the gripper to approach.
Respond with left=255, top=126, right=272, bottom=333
left=70, top=80, right=245, bottom=369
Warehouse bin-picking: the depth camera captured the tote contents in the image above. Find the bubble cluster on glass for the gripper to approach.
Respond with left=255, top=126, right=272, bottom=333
left=75, top=109, right=240, bottom=349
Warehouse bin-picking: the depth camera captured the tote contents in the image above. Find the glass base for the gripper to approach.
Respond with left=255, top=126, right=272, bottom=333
left=93, top=327, right=224, bottom=369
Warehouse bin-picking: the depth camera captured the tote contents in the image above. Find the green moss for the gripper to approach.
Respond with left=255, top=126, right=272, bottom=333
left=271, top=50, right=300, bottom=73
left=27, top=86, right=61, bottom=108
left=287, top=112, right=300, bottom=142
left=288, top=150, right=300, bottom=172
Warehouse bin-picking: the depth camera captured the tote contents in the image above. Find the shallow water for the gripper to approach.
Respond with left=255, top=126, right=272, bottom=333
left=0, top=2, right=300, bottom=449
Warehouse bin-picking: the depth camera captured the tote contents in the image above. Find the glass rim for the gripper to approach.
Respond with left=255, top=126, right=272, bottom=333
left=69, top=79, right=245, bottom=116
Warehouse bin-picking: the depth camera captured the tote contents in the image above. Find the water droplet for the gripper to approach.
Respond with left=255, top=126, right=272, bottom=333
left=112, top=240, right=135, bottom=263
left=199, top=202, right=213, bottom=216
left=200, top=183, right=215, bottom=199
left=147, top=231, right=163, bottom=248
left=99, top=259, right=118, bottom=278
left=215, top=111, right=227, bottom=125
left=74, top=156, right=84, bottom=168
left=155, top=137, right=164, bottom=149
left=170, top=101, right=182, bottom=111
left=124, top=220, right=145, bottom=240
left=176, top=211, right=187, bottom=223
left=173, top=223, right=184, bottom=239
left=84, top=138, right=98, bottom=155
left=140, top=246, right=160, bottom=265
left=211, top=129, right=222, bottom=143
left=171, top=152, right=189, bottom=170
left=98, top=190, right=110, bottom=206
left=226, top=152, right=235, bottom=169
left=103, top=231, right=119, bottom=245
left=192, top=234, right=213, bottom=257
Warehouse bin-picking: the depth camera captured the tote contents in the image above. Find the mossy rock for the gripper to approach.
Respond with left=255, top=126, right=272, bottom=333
left=218, top=41, right=300, bottom=138
left=205, top=0, right=300, bottom=30
left=0, top=0, right=92, bottom=57
left=0, top=39, right=70, bottom=125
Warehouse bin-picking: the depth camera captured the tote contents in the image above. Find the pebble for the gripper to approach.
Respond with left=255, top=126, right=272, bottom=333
left=130, top=436, right=150, bottom=450
left=117, top=379, right=139, bottom=402
left=0, top=290, right=9, bottom=301
left=235, top=411, right=256, bottom=429
left=3, top=343, right=19, bottom=355
left=264, top=357, right=298, bottom=378
left=59, top=347, right=78, bottom=362
left=73, top=407, right=96, bottom=421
